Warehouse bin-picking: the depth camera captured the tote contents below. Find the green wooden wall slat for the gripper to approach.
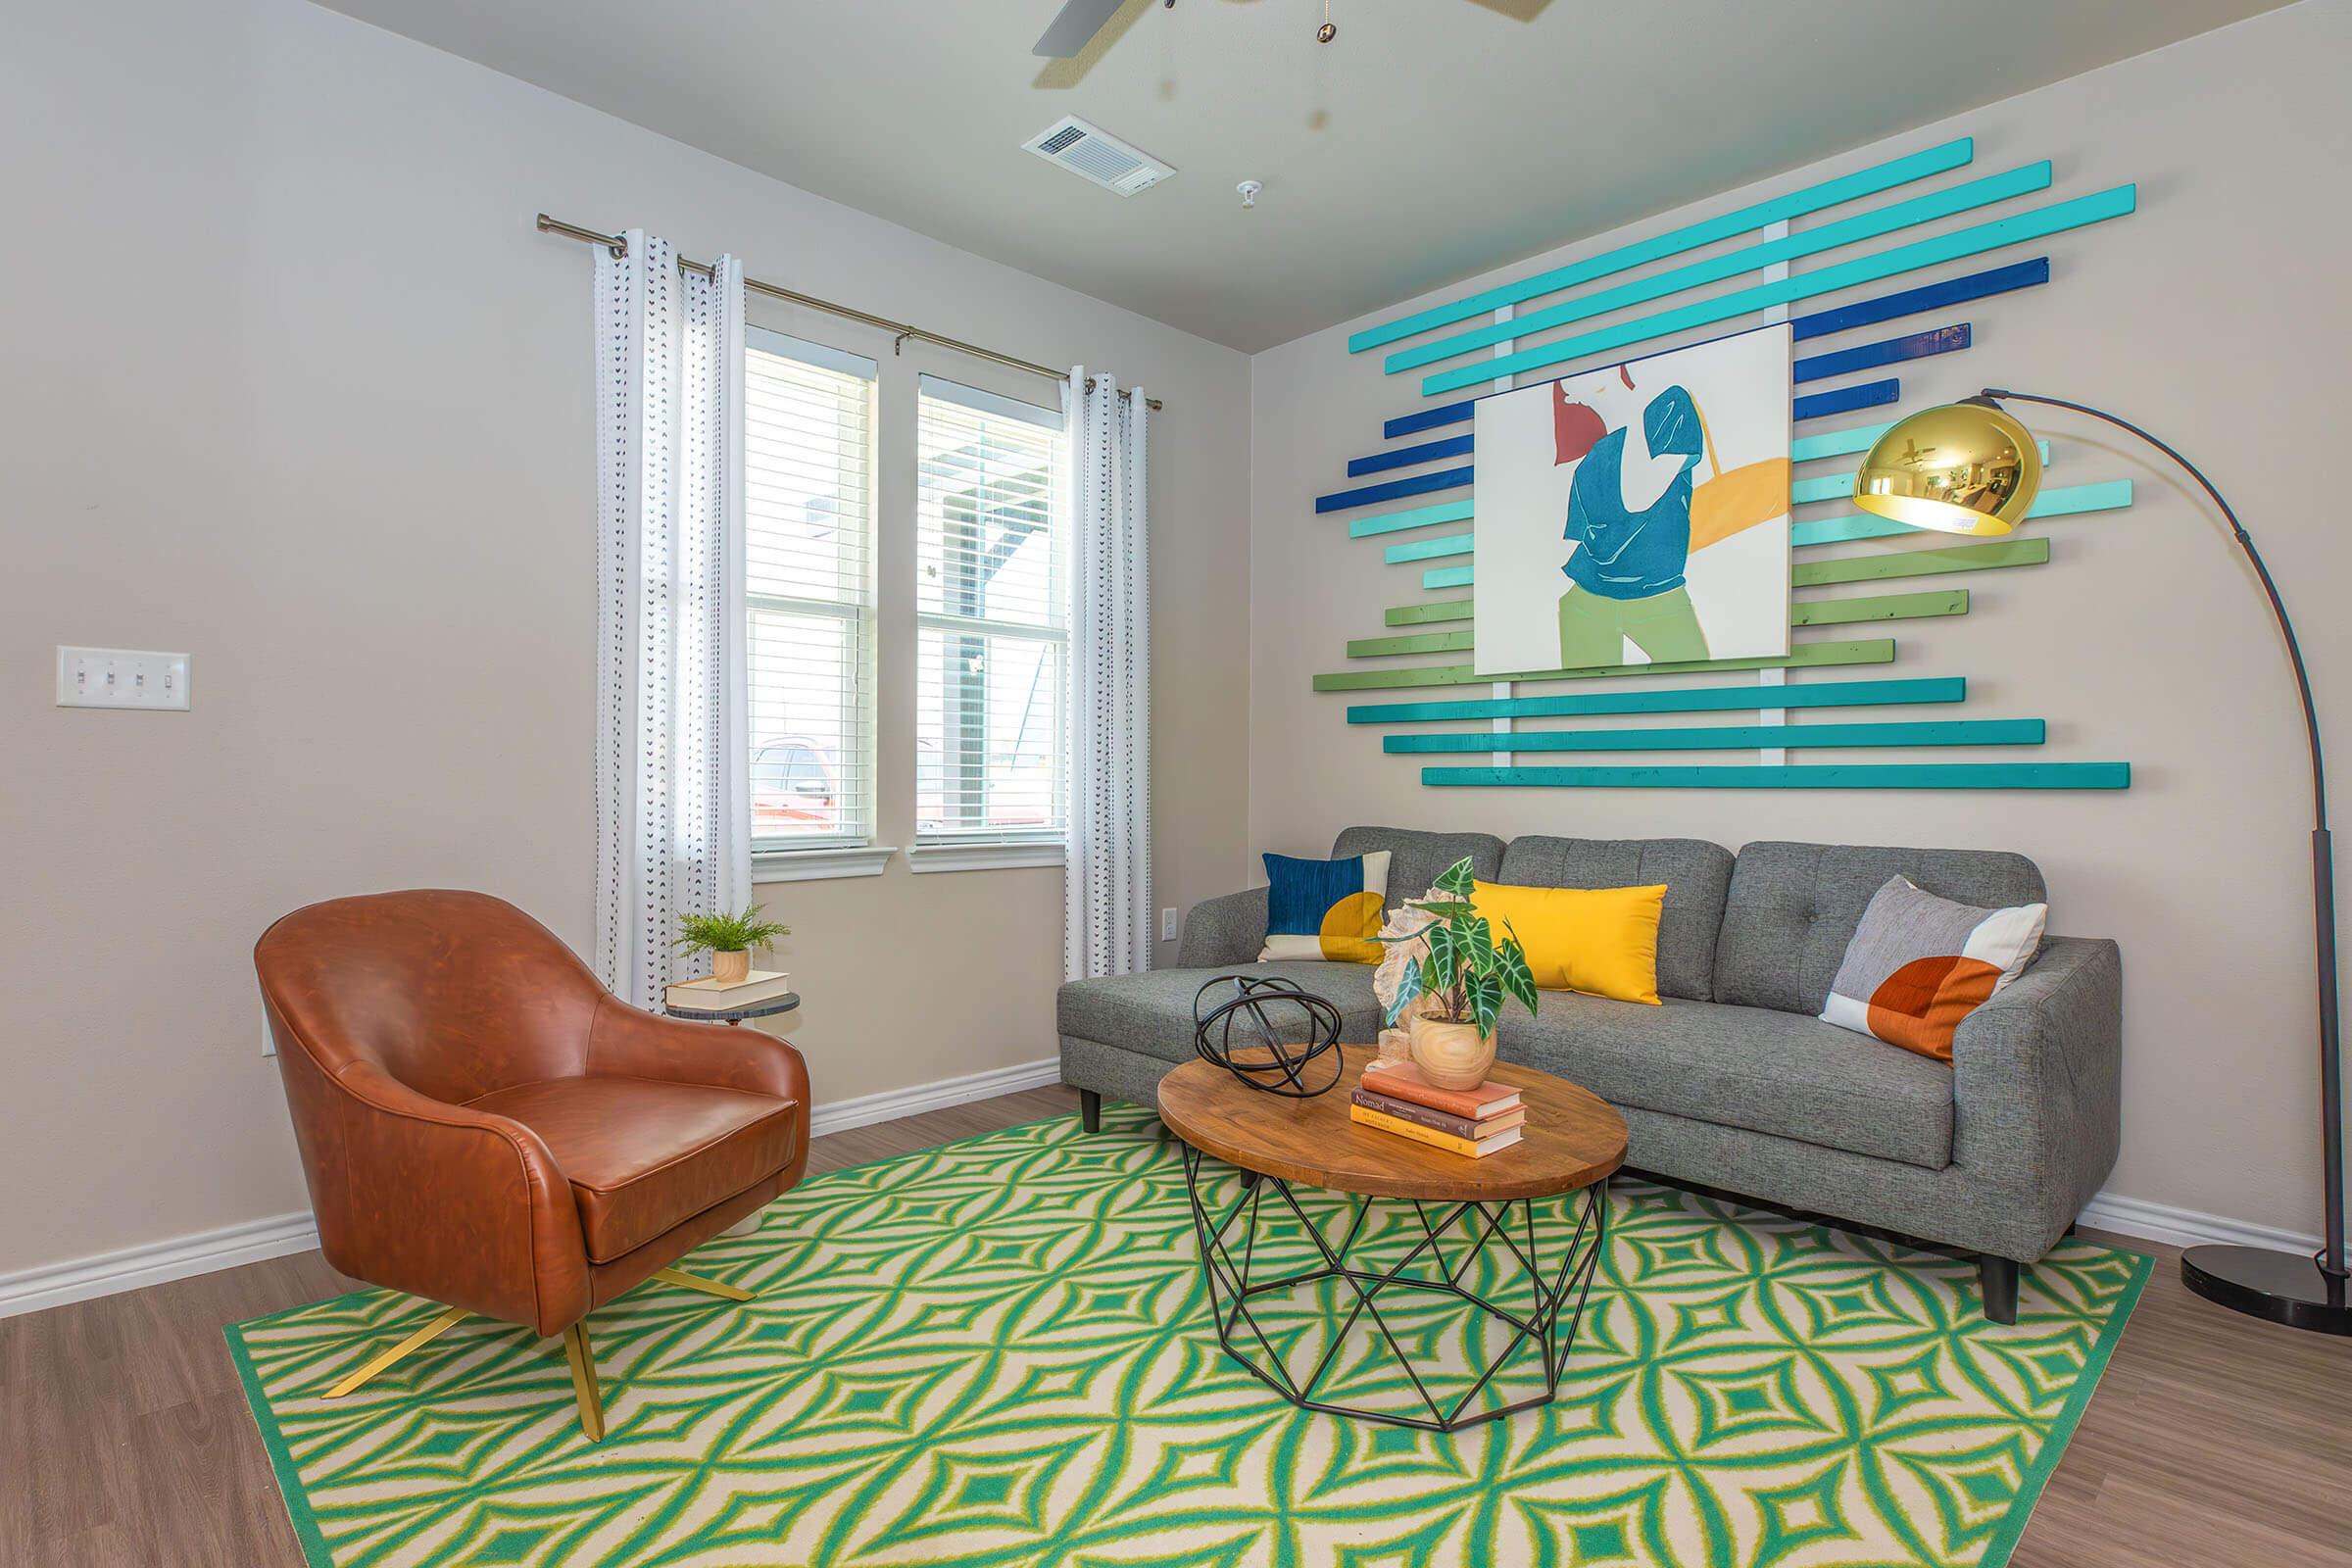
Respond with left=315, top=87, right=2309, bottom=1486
left=1792, top=536, right=2049, bottom=586
left=1312, top=638, right=1895, bottom=692
left=1422, top=185, right=2137, bottom=395
left=1349, top=674, right=1966, bottom=725
left=1351, top=589, right=1963, bottom=656
left=1420, top=761, right=2131, bottom=790
left=1791, top=588, right=1968, bottom=626
left=1348, top=137, right=1976, bottom=353
left=1386, top=718, right=2043, bottom=754
left=1386, top=600, right=1478, bottom=627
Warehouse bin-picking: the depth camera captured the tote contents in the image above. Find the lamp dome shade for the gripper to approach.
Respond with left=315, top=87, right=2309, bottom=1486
left=1851, top=399, right=2044, bottom=536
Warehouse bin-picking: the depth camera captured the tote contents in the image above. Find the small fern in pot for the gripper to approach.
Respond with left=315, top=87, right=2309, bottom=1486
left=674, top=904, right=790, bottom=986
left=1380, top=857, right=1540, bottom=1089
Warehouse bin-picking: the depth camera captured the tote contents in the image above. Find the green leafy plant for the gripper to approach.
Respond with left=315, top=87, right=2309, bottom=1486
left=673, top=904, right=791, bottom=955
left=1380, top=857, right=1540, bottom=1039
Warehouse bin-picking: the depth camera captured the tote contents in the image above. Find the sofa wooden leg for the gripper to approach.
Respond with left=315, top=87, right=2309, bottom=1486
left=1979, top=1254, right=2020, bottom=1324
left=563, top=1322, right=606, bottom=1442
left=1079, top=1089, right=1102, bottom=1134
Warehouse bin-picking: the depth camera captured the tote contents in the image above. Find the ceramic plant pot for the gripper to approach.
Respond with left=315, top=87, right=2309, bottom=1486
left=1409, top=1014, right=1495, bottom=1091
left=710, top=948, right=752, bottom=986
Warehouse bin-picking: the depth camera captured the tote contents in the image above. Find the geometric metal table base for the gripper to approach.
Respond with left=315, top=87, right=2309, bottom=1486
left=1180, top=1142, right=1608, bottom=1433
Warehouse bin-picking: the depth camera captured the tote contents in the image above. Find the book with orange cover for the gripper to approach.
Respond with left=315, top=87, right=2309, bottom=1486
left=1357, top=1060, right=1522, bottom=1121
left=1349, top=1102, right=1525, bottom=1158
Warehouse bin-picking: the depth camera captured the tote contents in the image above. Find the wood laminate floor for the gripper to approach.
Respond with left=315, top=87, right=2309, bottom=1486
left=2, top=1084, right=2345, bottom=1567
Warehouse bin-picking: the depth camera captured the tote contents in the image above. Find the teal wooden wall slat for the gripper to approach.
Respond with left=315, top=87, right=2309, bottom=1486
left=1421, top=185, right=2138, bottom=395
left=1348, top=500, right=1477, bottom=539
left=1386, top=163, right=2050, bottom=373
left=1387, top=532, right=1475, bottom=565
left=1789, top=479, right=2131, bottom=547
left=1348, top=674, right=1967, bottom=725
left=1386, top=718, right=2043, bottom=754
left=1420, top=762, right=2132, bottom=790
left=1312, top=638, right=1896, bottom=692
left=1347, top=138, right=1977, bottom=353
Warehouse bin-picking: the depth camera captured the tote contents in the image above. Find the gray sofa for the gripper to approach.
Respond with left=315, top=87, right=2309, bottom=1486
left=1057, top=826, right=2122, bottom=1323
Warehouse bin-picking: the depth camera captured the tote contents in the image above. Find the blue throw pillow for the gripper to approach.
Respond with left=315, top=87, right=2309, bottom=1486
left=1259, top=851, right=1393, bottom=964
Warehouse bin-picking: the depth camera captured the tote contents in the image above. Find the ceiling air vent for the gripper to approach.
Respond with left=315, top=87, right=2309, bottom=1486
left=1022, top=115, right=1174, bottom=197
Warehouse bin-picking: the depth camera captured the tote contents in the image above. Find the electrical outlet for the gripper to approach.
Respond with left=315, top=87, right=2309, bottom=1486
left=1160, top=907, right=1180, bottom=943
left=57, top=646, right=190, bottom=710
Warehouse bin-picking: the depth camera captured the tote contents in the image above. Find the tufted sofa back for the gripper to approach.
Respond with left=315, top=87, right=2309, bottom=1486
left=1711, top=842, right=2048, bottom=1015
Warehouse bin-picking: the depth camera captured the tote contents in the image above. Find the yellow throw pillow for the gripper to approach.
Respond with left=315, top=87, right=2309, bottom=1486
left=1470, top=881, right=1667, bottom=1005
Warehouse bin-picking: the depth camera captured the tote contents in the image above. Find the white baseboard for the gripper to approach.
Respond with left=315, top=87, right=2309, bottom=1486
left=2077, top=1190, right=2322, bottom=1255
left=808, top=1054, right=1063, bottom=1138
left=0, top=1210, right=321, bottom=1322
left=13, top=1053, right=2312, bottom=1322
left=0, top=1055, right=1067, bottom=1322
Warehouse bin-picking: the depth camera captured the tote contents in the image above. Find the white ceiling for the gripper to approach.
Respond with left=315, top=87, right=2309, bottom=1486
left=316, top=0, right=2284, bottom=351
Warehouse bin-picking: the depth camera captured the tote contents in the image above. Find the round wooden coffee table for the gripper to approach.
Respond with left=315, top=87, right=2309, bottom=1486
left=1158, top=1043, right=1626, bottom=1433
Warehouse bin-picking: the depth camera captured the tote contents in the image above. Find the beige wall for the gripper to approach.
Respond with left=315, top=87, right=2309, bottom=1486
left=1250, top=1, right=2350, bottom=1240
left=0, top=0, right=1250, bottom=1276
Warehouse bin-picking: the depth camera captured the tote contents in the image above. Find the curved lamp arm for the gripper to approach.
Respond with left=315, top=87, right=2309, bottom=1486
left=1983, top=387, right=2344, bottom=1287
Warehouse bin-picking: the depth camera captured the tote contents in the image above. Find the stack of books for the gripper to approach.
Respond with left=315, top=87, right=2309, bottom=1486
left=1350, top=1059, right=1526, bottom=1158
left=664, top=968, right=794, bottom=1012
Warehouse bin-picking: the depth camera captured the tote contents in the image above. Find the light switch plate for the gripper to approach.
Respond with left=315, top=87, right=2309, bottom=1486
left=57, top=646, right=190, bottom=710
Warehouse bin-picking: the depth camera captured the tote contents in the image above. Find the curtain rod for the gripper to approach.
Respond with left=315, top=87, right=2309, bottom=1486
left=536, top=215, right=1162, bottom=411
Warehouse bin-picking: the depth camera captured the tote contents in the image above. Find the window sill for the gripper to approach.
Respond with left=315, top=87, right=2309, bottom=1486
left=905, top=840, right=1067, bottom=875
left=752, top=845, right=898, bottom=884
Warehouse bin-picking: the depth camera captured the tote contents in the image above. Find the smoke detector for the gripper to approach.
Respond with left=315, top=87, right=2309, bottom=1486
left=1022, top=115, right=1175, bottom=197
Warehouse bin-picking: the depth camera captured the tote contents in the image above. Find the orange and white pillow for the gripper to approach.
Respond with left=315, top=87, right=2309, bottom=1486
left=1820, top=876, right=2046, bottom=1061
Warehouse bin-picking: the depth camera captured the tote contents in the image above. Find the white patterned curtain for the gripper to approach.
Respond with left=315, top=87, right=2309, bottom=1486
left=1063, top=369, right=1152, bottom=980
left=594, top=230, right=752, bottom=1006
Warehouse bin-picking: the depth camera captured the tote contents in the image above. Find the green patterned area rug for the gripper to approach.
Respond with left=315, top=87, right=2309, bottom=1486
left=229, top=1106, right=2147, bottom=1567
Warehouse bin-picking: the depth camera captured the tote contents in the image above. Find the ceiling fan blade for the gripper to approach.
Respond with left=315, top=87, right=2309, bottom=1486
left=1034, top=0, right=1130, bottom=57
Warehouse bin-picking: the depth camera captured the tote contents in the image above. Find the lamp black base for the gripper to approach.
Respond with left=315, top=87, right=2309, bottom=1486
left=2180, top=1244, right=2351, bottom=1336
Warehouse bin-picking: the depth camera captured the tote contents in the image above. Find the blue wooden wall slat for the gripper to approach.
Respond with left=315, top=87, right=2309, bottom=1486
left=1794, top=324, right=1971, bottom=384
left=1386, top=163, right=2051, bottom=373
left=1387, top=719, right=2043, bottom=754
left=1793, top=257, right=2050, bottom=342
left=1370, top=259, right=2053, bottom=452
left=1315, top=465, right=1477, bottom=514
left=1347, top=433, right=1474, bottom=477
left=1420, top=762, right=2132, bottom=790
left=1384, top=401, right=1479, bottom=440
left=1349, top=674, right=1967, bottom=725
left=1792, top=379, right=1902, bottom=421
left=1348, top=138, right=1977, bottom=353
left=1423, top=186, right=2136, bottom=395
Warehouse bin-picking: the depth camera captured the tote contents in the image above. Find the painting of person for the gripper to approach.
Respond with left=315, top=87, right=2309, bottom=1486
left=1554, top=375, right=1710, bottom=666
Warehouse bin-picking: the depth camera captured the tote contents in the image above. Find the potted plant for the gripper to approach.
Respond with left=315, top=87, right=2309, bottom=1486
left=1380, top=857, right=1540, bottom=1089
left=674, top=904, right=791, bottom=986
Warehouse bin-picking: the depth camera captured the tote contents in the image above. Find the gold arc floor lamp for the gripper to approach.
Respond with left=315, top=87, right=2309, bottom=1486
left=1853, top=390, right=2348, bottom=1337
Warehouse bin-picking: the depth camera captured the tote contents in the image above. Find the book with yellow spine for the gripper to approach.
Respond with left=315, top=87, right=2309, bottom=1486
left=1348, top=1102, right=1526, bottom=1158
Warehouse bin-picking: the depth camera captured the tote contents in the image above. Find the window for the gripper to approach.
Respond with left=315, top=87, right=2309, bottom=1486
left=744, top=329, right=876, bottom=852
left=914, top=377, right=1067, bottom=846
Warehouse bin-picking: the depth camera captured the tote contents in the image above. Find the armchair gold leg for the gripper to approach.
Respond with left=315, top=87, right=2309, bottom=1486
left=320, top=1304, right=469, bottom=1399
left=562, top=1322, right=605, bottom=1442
left=651, top=1266, right=755, bottom=1302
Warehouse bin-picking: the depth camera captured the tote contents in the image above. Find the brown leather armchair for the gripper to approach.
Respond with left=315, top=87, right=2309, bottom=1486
left=256, top=889, right=809, bottom=1440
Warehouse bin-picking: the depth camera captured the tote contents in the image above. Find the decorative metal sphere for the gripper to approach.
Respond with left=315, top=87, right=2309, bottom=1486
left=1193, top=975, right=1345, bottom=1098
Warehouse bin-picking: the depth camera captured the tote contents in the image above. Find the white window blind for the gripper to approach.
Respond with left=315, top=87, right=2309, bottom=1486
left=745, top=328, right=877, bottom=851
left=915, top=376, right=1068, bottom=845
